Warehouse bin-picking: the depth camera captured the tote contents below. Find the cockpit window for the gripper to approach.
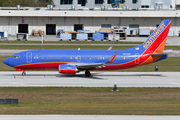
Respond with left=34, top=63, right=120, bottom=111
left=12, top=55, right=20, bottom=58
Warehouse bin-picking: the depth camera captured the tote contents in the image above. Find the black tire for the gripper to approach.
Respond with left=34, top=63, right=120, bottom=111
left=22, top=72, right=26, bottom=76
left=85, top=70, right=91, bottom=77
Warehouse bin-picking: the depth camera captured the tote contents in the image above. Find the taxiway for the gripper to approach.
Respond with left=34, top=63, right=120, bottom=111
left=0, top=71, right=179, bottom=87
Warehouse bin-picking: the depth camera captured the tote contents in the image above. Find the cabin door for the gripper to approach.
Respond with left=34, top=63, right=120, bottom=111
left=26, top=52, right=32, bottom=63
left=135, top=53, right=140, bottom=64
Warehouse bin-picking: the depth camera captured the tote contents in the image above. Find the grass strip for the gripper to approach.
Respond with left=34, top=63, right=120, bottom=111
left=0, top=45, right=134, bottom=50
left=0, top=87, right=180, bottom=115
left=0, top=45, right=180, bottom=50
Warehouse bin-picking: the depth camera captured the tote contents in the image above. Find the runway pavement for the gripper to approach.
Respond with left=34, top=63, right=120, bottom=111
left=0, top=115, right=180, bottom=120
left=0, top=71, right=180, bottom=87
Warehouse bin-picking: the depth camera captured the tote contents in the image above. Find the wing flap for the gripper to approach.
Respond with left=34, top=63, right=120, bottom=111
left=106, top=52, right=117, bottom=64
left=77, top=63, right=104, bottom=70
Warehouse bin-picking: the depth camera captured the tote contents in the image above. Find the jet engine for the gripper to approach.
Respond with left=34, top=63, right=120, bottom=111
left=59, top=64, right=78, bottom=74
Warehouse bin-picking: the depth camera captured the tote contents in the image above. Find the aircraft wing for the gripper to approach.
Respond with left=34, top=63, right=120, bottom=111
left=108, top=46, right=113, bottom=50
left=76, top=52, right=117, bottom=70
left=76, top=63, right=104, bottom=70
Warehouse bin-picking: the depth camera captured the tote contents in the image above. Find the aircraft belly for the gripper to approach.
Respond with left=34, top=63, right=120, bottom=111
left=15, top=62, right=62, bottom=70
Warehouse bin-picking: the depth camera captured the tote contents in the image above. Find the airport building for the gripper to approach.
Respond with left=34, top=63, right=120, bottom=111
left=0, top=0, right=180, bottom=37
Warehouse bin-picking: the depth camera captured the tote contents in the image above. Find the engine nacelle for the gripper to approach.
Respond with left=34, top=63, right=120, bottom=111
left=59, top=64, right=78, bottom=74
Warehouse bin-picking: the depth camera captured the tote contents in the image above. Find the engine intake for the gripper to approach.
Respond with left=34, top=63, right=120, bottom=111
left=59, top=64, right=77, bottom=74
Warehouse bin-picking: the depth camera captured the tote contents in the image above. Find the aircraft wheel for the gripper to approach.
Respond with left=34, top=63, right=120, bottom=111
left=85, top=70, right=91, bottom=77
left=22, top=71, right=26, bottom=76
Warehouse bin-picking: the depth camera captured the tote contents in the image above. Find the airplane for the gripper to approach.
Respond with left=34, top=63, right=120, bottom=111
left=3, top=20, right=172, bottom=77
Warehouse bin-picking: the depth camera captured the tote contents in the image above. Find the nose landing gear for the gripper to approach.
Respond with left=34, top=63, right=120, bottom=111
left=22, top=71, right=26, bottom=76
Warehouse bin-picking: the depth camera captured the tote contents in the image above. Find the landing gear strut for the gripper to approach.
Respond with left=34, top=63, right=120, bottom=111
left=85, top=70, right=91, bottom=77
left=22, top=71, right=26, bottom=76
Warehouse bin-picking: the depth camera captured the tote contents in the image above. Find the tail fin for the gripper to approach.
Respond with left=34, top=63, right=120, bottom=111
left=142, top=20, right=172, bottom=54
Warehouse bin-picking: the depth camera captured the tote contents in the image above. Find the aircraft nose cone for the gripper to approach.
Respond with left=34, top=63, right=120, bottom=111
left=3, top=58, right=10, bottom=66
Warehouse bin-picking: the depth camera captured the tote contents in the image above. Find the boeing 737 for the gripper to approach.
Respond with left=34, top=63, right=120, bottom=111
left=4, top=20, right=172, bottom=77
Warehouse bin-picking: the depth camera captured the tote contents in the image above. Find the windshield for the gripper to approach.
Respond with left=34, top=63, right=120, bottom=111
left=12, top=55, right=20, bottom=58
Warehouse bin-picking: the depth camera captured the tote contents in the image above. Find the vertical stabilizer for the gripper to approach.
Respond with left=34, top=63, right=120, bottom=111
left=142, top=20, right=172, bottom=54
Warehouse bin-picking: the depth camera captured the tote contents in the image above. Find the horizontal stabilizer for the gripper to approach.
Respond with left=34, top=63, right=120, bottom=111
left=151, top=49, right=172, bottom=56
left=151, top=53, right=167, bottom=56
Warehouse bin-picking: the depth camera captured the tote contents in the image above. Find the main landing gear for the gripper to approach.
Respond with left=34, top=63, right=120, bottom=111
left=22, top=71, right=26, bottom=76
left=85, top=70, right=91, bottom=77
